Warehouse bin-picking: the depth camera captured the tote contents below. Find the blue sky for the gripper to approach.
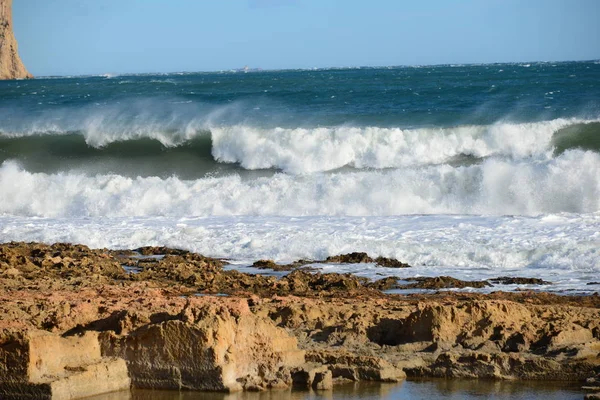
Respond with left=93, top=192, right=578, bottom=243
left=14, top=0, right=600, bottom=76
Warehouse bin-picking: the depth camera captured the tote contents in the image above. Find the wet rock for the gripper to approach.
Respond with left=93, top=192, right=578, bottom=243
left=367, top=277, right=400, bottom=290
left=324, top=253, right=410, bottom=268
left=400, top=276, right=490, bottom=289
left=490, top=277, right=552, bottom=285
left=291, top=365, right=331, bottom=389
left=307, top=350, right=406, bottom=382
left=325, top=252, right=373, bottom=264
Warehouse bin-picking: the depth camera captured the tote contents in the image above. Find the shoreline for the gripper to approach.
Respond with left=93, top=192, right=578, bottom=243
left=1, top=242, right=599, bottom=399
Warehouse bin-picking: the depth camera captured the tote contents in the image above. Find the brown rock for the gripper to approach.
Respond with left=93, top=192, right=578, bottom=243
left=490, top=277, right=551, bottom=285
left=401, top=276, right=490, bottom=289
left=0, top=330, right=130, bottom=399
left=0, top=0, right=32, bottom=80
left=100, top=302, right=305, bottom=392
left=325, top=252, right=373, bottom=264
left=312, top=370, right=333, bottom=390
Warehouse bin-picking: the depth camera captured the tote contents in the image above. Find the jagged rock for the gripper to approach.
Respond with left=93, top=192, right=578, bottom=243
left=313, top=370, right=333, bottom=390
left=100, top=302, right=305, bottom=392
left=490, top=276, right=552, bottom=285
left=2, top=242, right=600, bottom=397
left=325, top=252, right=373, bottom=264
left=324, top=253, right=410, bottom=268
left=374, top=257, right=411, bottom=268
left=291, top=365, right=332, bottom=389
left=0, top=0, right=32, bottom=80
left=307, top=351, right=406, bottom=382
left=367, top=277, right=399, bottom=290
left=401, top=276, right=490, bottom=289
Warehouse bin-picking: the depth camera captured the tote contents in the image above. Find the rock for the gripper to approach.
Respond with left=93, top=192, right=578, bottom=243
left=585, top=394, right=600, bottom=400
left=490, top=277, right=551, bottom=285
left=307, top=351, right=406, bottom=383
left=325, top=252, right=373, bottom=264
left=401, top=276, right=490, bottom=289
left=0, top=330, right=130, bottom=399
left=100, top=302, right=305, bottom=392
left=291, top=365, right=330, bottom=389
left=548, top=327, right=594, bottom=351
left=0, top=0, right=32, bottom=80
left=2, top=242, right=600, bottom=396
left=253, top=259, right=281, bottom=270
left=367, top=277, right=399, bottom=290
left=312, top=370, right=333, bottom=390
left=324, top=253, right=410, bottom=268
left=503, top=332, right=529, bottom=352
left=374, top=257, right=411, bottom=268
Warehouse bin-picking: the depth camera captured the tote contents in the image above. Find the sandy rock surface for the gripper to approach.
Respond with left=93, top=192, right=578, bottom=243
left=1, top=242, right=599, bottom=399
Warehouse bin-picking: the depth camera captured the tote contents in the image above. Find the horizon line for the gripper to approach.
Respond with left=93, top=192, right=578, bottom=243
left=26, top=58, right=600, bottom=79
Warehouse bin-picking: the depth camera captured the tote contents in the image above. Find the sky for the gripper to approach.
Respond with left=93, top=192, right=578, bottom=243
left=13, top=0, right=600, bottom=76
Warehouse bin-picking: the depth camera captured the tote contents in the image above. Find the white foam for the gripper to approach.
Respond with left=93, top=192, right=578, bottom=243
left=1, top=149, right=599, bottom=218
left=0, top=115, right=593, bottom=170
left=211, top=119, right=583, bottom=173
left=1, top=213, right=598, bottom=293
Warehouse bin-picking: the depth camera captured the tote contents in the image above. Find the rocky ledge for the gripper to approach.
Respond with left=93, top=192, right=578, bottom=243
left=1, top=242, right=599, bottom=399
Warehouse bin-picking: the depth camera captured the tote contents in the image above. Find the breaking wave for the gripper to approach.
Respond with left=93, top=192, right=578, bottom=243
left=1, top=118, right=598, bottom=174
left=1, top=149, right=598, bottom=218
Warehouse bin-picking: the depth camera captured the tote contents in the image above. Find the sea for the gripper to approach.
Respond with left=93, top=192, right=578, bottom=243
left=0, top=61, right=599, bottom=293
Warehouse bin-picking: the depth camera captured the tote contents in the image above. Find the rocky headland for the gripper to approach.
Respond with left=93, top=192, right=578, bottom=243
left=0, top=0, right=32, bottom=80
left=1, top=242, right=599, bottom=399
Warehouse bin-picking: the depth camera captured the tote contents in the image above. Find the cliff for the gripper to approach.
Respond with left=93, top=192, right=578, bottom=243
left=0, top=0, right=32, bottom=80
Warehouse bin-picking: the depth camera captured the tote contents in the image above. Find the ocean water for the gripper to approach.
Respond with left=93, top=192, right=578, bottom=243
left=1, top=61, right=599, bottom=292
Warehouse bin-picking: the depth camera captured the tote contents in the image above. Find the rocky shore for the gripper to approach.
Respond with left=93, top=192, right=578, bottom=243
left=1, top=242, right=599, bottom=399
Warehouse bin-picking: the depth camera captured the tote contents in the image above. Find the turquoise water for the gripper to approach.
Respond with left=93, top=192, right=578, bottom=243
left=0, top=61, right=598, bottom=178
left=1, top=61, right=600, bottom=291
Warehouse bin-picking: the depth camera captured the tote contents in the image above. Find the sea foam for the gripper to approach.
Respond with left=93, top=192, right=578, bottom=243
left=1, top=149, right=598, bottom=218
left=211, top=119, right=580, bottom=173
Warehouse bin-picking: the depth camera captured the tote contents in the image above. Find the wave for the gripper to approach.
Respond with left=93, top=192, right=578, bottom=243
left=1, top=149, right=598, bottom=218
left=1, top=118, right=598, bottom=174
left=212, top=119, right=600, bottom=173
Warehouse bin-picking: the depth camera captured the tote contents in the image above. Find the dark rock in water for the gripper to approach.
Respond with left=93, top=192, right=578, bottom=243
left=325, top=252, right=373, bottom=264
left=324, top=252, right=411, bottom=268
left=253, top=259, right=280, bottom=270
left=490, top=276, right=552, bottom=285
left=374, top=257, right=411, bottom=268
left=367, top=277, right=400, bottom=290
left=135, top=246, right=189, bottom=256
left=588, top=282, right=600, bottom=286
left=400, top=276, right=491, bottom=289
left=253, top=253, right=412, bottom=272
left=252, top=259, right=316, bottom=271
left=280, top=270, right=370, bottom=294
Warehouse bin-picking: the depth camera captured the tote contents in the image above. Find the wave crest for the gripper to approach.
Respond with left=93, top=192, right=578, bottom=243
left=1, top=149, right=598, bottom=218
